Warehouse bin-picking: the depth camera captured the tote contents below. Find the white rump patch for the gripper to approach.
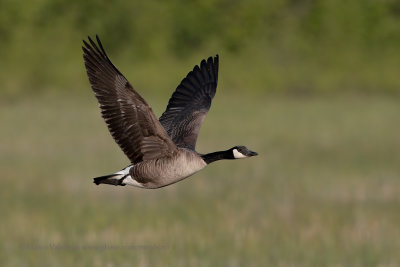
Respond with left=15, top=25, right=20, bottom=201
left=122, top=176, right=144, bottom=188
left=233, top=149, right=247, bottom=159
left=112, top=166, right=144, bottom=188
left=115, top=165, right=132, bottom=175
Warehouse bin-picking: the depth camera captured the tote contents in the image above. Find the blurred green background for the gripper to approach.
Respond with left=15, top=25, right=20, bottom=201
left=2, top=0, right=400, bottom=96
left=1, top=0, right=400, bottom=266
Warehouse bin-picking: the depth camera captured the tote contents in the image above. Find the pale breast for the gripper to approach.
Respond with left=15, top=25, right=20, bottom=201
left=131, top=149, right=207, bottom=188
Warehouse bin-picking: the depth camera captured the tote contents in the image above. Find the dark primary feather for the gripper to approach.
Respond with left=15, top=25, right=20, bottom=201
left=159, top=55, right=219, bottom=150
left=82, top=35, right=177, bottom=164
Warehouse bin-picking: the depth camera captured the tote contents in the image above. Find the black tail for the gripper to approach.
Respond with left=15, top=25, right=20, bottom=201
left=93, top=174, right=126, bottom=186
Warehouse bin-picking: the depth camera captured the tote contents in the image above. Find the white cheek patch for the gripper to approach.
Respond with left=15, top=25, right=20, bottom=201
left=233, top=149, right=247, bottom=159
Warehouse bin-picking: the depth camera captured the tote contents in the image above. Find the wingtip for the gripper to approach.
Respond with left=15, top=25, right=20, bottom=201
left=96, top=34, right=101, bottom=44
left=207, top=54, right=219, bottom=60
left=207, top=55, right=218, bottom=67
left=83, top=35, right=102, bottom=51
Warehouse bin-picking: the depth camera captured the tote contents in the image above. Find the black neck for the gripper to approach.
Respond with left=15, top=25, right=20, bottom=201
left=201, top=149, right=234, bottom=164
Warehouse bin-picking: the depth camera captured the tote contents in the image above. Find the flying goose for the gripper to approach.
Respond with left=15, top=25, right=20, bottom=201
left=82, top=36, right=257, bottom=189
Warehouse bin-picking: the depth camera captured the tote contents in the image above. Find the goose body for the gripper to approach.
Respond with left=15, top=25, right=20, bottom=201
left=105, top=148, right=206, bottom=189
left=83, top=36, right=257, bottom=189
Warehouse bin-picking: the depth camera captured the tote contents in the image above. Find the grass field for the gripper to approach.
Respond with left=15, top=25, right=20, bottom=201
left=1, top=93, right=400, bottom=266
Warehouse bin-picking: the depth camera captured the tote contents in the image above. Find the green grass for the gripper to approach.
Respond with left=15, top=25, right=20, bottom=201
left=1, top=93, right=400, bottom=266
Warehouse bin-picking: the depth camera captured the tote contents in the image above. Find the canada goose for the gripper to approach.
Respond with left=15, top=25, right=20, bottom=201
left=82, top=36, right=257, bottom=189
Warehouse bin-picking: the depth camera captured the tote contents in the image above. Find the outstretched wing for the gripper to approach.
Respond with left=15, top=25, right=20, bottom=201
left=83, top=36, right=177, bottom=164
left=159, top=55, right=219, bottom=150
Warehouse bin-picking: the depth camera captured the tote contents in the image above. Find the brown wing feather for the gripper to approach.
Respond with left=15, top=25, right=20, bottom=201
left=159, top=55, right=219, bottom=150
left=82, top=35, right=177, bottom=164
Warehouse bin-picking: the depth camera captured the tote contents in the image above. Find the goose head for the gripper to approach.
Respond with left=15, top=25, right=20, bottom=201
left=231, top=146, right=258, bottom=159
